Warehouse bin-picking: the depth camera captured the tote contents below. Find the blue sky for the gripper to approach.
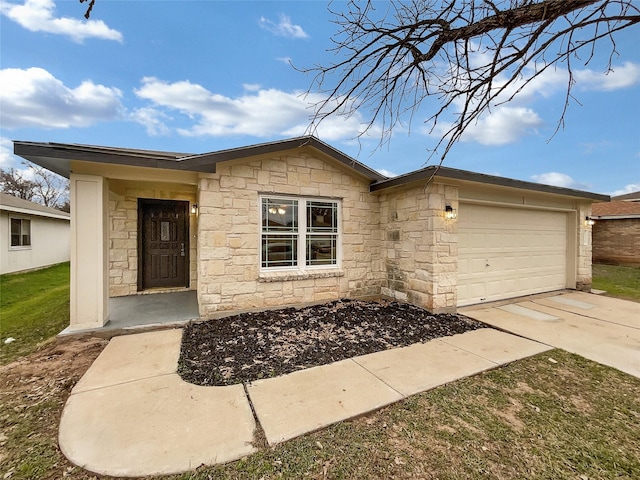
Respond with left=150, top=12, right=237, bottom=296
left=1, top=0, right=638, bottom=196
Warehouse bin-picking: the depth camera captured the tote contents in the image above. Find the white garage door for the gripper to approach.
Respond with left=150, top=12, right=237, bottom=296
left=457, top=204, right=567, bottom=306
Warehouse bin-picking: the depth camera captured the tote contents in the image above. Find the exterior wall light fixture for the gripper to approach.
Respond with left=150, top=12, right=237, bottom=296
left=445, top=205, right=457, bottom=220
left=585, top=216, right=595, bottom=226
left=191, top=204, right=198, bottom=215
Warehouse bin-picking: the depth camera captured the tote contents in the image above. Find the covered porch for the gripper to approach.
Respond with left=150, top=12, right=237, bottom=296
left=68, top=168, right=201, bottom=332
left=60, top=290, right=199, bottom=335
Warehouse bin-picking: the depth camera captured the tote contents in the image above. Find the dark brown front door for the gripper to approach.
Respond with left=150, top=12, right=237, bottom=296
left=138, top=199, right=189, bottom=290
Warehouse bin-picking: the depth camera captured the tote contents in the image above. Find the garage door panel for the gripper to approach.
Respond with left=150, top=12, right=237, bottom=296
left=457, top=204, right=567, bottom=306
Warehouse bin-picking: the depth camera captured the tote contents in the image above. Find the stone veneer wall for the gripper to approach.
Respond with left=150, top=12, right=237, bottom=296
left=196, top=153, right=382, bottom=317
left=108, top=181, right=198, bottom=297
left=377, top=182, right=458, bottom=313
left=576, top=203, right=593, bottom=291
left=592, top=218, right=640, bottom=267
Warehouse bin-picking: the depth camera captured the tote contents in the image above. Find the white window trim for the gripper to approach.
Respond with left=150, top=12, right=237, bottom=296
left=9, top=216, right=32, bottom=250
left=259, top=194, right=342, bottom=273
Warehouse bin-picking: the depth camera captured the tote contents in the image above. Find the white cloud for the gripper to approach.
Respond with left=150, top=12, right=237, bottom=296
left=133, top=77, right=375, bottom=141
left=575, top=62, right=640, bottom=91
left=611, top=183, right=640, bottom=197
left=531, top=172, right=590, bottom=190
left=464, top=107, right=543, bottom=145
left=129, top=107, right=171, bottom=136
left=0, top=67, right=124, bottom=129
left=243, top=83, right=261, bottom=92
left=0, top=0, right=123, bottom=42
left=376, top=168, right=397, bottom=178
left=434, top=106, right=543, bottom=145
left=424, top=58, right=640, bottom=147
left=259, top=14, right=308, bottom=39
left=0, top=137, right=19, bottom=169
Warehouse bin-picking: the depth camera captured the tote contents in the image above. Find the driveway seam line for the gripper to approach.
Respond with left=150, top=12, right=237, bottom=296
left=531, top=300, right=640, bottom=330
left=437, top=338, right=501, bottom=366
left=349, top=357, right=406, bottom=398
left=71, top=371, right=179, bottom=396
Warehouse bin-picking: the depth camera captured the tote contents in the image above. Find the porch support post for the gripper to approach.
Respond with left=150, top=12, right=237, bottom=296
left=69, top=174, right=109, bottom=330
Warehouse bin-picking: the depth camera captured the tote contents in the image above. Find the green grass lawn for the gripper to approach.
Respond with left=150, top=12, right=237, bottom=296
left=592, top=263, right=640, bottom=302
left=0, top=262, right=70, bottom=365
left=174, top=350, right=640, bottom=480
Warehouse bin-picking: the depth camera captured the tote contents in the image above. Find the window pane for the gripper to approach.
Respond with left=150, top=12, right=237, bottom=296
left=21, top=219, right=31, bottom=246
left=306, top=235, right=337, bottom=266
left=10, top=219, right=20, bottom=246
left=307, top=201, right=337, bottom=233
left=262, top=198, right=298, bottom=232
left=262, top=235, right=298, bottom=268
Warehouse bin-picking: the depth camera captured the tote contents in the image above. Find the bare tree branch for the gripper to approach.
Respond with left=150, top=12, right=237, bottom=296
left=80, top=0, right=96, bottom=20
left=305, top=0, right=640, bottom=163
left=0, top=164, right=69, bottom=210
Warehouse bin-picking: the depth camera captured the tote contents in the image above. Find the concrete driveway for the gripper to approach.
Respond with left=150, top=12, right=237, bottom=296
left=460, top=291, right=640, bottom=378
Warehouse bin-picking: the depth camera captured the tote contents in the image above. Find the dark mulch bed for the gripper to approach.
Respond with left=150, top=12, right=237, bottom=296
left=178, top=299, right=487, bottom=386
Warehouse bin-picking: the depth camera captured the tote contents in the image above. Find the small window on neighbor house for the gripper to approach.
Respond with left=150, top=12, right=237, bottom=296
left=10, top=218, right=31, bottom=247
left=261, top=196, right=339, bottom=269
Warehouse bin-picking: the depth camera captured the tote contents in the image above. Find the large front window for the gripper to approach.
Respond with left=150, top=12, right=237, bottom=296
left=261, top=197, right=339, bottom=269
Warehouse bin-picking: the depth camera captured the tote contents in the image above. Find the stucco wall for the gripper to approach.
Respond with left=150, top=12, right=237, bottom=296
left=1, top=210, right=70, bottom=274
left=108, top=180, right=198, bottom=296
left=592, top=218, right=640, bottom=266
left=377, top=182, right=458, bottom=313
left=196, top=152, right=382, bottom=317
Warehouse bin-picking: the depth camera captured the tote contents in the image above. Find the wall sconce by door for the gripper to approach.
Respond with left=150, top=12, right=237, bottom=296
left=584, top=216, right=595, bottom=226
left=445, top=205, right=457, bottom=220
left=191, top=204, right=198, bottom=215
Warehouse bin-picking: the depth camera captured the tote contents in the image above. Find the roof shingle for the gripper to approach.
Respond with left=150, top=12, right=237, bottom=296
left=592, top=200, right=640, bottom=217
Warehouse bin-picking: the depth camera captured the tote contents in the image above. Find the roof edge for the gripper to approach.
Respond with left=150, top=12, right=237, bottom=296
left=370, top=165, right=610, bottom=201
left=180, top=136, right=387, bottom=182
left=13, top=136, right=387, bottom=182
left=592, top=214, right=640, bottom=220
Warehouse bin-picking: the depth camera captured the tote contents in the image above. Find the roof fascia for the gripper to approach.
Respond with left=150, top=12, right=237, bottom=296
left=13, top=142, right=214, bottom=178
left=181, top=136, right=387, bottom=182
left=370, top=165, right=610, bottom=202
left=13, top=137, right=387, bottom=182
left=592, top=214, right=640, bottom=220
left=0, top=204, right=70, bottom=220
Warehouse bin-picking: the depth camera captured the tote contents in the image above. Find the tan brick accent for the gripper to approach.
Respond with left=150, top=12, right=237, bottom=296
left=196, top=153, right=382, bottom=317
left=378, top=182, right=458, bottom=313
left=593, top=218, right=640, bottom=267
left=576, top=203, right=593, bottom=291
left=108, top=181, right=198, bottom=297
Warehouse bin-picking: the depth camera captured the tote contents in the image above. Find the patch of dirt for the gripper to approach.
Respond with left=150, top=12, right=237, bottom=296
left=0, top=337, right=108, bottom=480
left=0, top=336, right=107, bottom=398
left=491, top=399, right=526, bottom=432
left=178, top=299, right=486, bottom=386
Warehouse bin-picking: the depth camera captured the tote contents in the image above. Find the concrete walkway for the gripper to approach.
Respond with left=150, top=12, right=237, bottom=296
left=461, top=291, right=640, bottom=378
left=59, top=327, right=550, bottom=477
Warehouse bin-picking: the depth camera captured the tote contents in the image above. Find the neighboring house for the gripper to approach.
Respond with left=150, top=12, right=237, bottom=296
left=591, top=191, right=640, bottom=266
left=14, top=137, right=608, bottom=332
left=0, top=193, right=70, bottom=275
